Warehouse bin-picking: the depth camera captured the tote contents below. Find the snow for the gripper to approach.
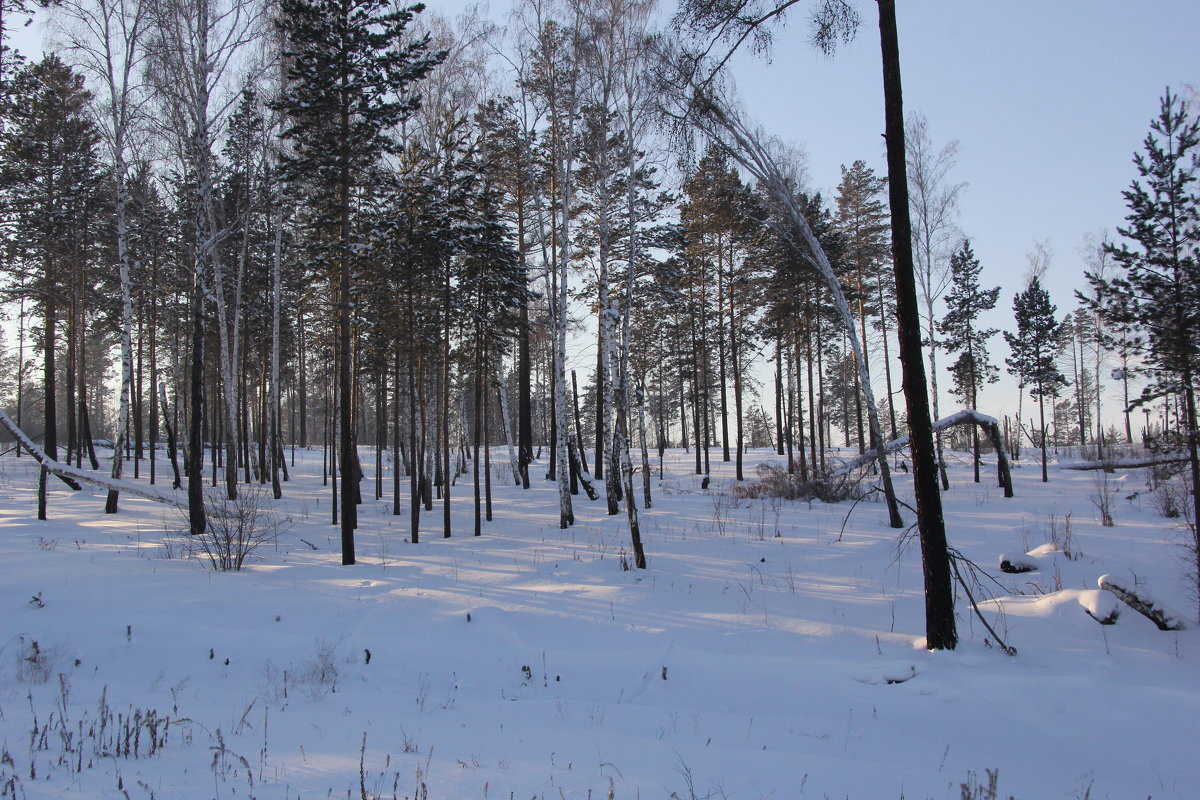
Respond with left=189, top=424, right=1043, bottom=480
left=0, top=446, right=1197, bottom=799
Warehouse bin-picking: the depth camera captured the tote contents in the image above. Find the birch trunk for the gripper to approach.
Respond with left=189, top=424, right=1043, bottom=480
left=269, top=199, right=284, bottom=499
left=497, top=367, right=522, bottom=485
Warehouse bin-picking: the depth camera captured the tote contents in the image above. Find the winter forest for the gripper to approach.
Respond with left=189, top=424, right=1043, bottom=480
left=1, top=0, right=1198, bottom=797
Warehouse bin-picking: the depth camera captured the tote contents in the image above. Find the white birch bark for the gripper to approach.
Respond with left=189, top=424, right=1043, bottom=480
left=553, top=125, right=576, bottom=528
left=906, top=113, right=962, bottom=490
left=496, top=367, right=522, bottom=486
left=146, top=0, right=264, bottom=503
left=56, top=0, right=149, bottom=513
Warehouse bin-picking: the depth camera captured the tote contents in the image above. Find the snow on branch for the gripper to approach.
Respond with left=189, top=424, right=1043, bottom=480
left=830, top=410, right=1014, bottom=497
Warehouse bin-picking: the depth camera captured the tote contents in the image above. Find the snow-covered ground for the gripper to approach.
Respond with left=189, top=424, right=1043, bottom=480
left=0, top=444, right=1196, bottom=799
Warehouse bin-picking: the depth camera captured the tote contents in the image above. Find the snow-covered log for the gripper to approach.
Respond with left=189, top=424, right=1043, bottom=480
left=1099, top=574, right=1188, bottom=630
left=0, top=409, right=186, bottom=508
left=1059, top=454, right=1189, bottom=471
left=831, top=410, right=1013, bottom=497
left=1079, top=590, right=1121, bottom=625
left=998, top=553, right=1039, bottom=574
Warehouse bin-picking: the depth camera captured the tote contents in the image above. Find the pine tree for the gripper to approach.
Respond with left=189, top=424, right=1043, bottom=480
left=1, top=54, right=103, bottom=519
left=938, top=239, right=998, bottom=482
left=1087, top=89, right=1200, bottom=619
left=835, top=160, right=889, bottom=455
left=1005, top=276, right=1067, bottom=483
left=274, top=0, right=443, bottom=564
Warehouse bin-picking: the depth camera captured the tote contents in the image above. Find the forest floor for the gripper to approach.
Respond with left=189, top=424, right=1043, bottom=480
left=0, top=443, right=1196, bottom=799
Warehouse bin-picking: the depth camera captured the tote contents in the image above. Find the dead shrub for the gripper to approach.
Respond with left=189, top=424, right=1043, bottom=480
left=731, top=464, right=863, bottom=504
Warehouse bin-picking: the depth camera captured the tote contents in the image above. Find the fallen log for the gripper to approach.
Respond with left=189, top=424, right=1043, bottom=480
left=0, top=409, right=185, bottom=509
left=1060, top=454, right=1189, bottom=471
left=1098, top=574, right=1187, bottom=631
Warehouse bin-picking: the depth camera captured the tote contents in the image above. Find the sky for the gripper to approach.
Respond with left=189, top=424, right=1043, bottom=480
left=9, top=0, right=1200, bottom=434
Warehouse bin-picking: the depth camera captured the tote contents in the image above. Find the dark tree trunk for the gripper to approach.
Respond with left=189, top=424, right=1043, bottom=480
left=149, top=264, right=159, bottom=485
left=188, top=277, right=206, bottom=536
left=774, top=336, right=785, bottom=456
left=1038, top=389, right=1048, bottom=483
left=518, top=298, right=532, bottom=489
left=298, top=310, right=308, bottom=447
left=474, top=343, right=483, bottom=537
left=442, top=266, right=452, bottom=539
left=160, top=383, right=181, bottom=489
left=572, top=370, right=588, bottom=473
left=793, top=336, right=809, bottom=482
left=878, top=0, right=956, bottom=650
left=338, top=141, right=357, bottom=564
left=594, top=327, right=604, bottom=481
left=39, top=299, right=57, bottom=521
left=393, top=344, right=403, bottom=515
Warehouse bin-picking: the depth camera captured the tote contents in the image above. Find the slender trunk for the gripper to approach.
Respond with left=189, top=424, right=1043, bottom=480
left=967, top=334, right=981, bottom=482
left=497, top=367, right=521, bottom=485
left=1182, top=380, right=1200, bottom=623
left=39, top=298, right=57, bottom=521
left=408, top=345, right=421, bottom=542
left=474, top=342, right=483, bottom=537
left=717, top=243, right=730, bottom=462
left=877, top=280, right=899, bottom=440
left=595, top=301, right=606, bottom=482
left=638, top=383, right=651, bottom=509
left=553, top=129, right=575, bottom=529
left=730, top=243, right=744, bottom=481
left=106, top=146, right=134, bottom=513
left=517, top=193, right=533, bottom=489
left=375, top=370, right=385, bottom=500
left=135, top=312, right=144, bottom=475
left=188, top=264, right=206, bottom=536
left=149, top=260, right=159, bottom=485
left=338, top=104, right=356, bottom=562
left=1038, top=387, right=1048, bottom=482
left=879, top=0, right=956, bottom=649
left=483, top=350, right=493, bottom=521
left=270, top=202, right=284, bottom=499
left=16, top=292, right=27, bottom=458
left=855, top=273, right=868, bottom=455
left=393, top=344, right=403, bottom=515
left=572, top=370, right=588, bottom=473
left=793, top=335, right=809, bottom=482
left=806, top=307, right=818, bottom=472
left=774, top=337, right=785, bottom=456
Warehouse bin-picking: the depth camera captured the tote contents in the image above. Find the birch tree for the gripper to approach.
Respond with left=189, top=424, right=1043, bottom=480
left=905, top=111, right=962, bottom=490
left=517, top=0, right=581, bottom=528
left=146, top=0, right=264, bottom=531
left=55, top=0, right=151, bottom=514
